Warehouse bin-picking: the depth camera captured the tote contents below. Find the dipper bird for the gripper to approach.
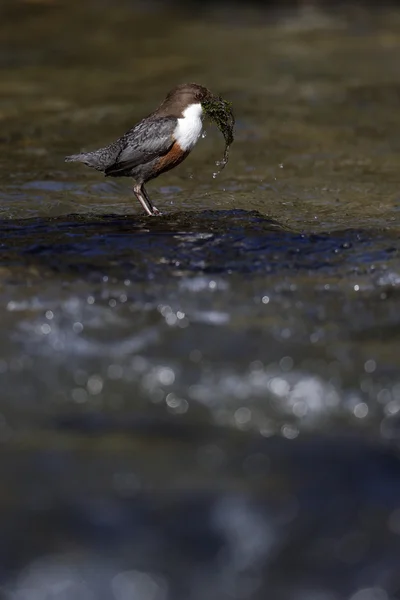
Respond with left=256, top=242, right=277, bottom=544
left=65, top=83, right=226, bottom=216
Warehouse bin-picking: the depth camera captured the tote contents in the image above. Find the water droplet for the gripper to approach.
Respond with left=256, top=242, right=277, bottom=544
left=234, top=407, right=252, bottom=428
left=280, top=356, right=293, bottom=372
left=158, top=367, right=175, bottom=386
left=73, top=322, right=83, bottom=334
left=201, top=131, right=207, bottom=138
left=281, top=424, right=299, bottom=439
left=354, top=402, right=368, bottom=418
left=87, top=374, right=103, bottom=395
left=212, top=157, right=229, bottom=179
left=364, top=359, right=376, bottom=373
left=71, top=388, right=88, bottom=403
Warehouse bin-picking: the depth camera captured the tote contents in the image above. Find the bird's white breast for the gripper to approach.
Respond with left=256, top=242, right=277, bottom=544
left=175, top=103, right=203, bottom=151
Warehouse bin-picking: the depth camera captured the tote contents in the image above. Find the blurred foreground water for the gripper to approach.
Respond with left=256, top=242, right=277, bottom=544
left=1, top=1, right=400, bottom=599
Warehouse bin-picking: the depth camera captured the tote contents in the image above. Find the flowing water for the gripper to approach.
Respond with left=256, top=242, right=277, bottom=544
left=2, top=1, right=400, bottom=598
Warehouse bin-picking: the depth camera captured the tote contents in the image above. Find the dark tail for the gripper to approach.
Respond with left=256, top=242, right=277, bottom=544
left=65, top=150, right=112, bottom=172
left=65, top=153, right=90, bottom=164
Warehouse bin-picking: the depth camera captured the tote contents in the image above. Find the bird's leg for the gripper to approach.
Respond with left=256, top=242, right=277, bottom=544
left=133, top=183, right=154, bottom=216
left=142, top=184, right=161, bottom=216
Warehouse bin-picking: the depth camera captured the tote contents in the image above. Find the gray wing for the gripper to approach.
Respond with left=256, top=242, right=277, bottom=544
left=104, top=116, right=177, bottom=176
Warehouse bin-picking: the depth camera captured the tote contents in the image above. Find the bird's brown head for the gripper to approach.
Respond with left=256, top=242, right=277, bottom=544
left=155, top=83, right=213, bottom=118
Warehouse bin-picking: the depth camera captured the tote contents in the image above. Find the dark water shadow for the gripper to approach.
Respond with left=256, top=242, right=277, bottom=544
left=0, top=209, right=397, bottom=281
left=2, top=429, right=400, bottom=599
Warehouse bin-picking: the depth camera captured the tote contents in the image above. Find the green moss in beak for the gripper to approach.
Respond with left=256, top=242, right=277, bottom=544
left=202, top=94, right=235, bottom=175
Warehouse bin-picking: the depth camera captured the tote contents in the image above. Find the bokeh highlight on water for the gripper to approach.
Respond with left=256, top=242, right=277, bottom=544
left=2, top=1, right=400, bottom=599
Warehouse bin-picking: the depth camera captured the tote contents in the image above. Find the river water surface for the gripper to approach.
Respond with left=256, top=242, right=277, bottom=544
left=1, top=2, right=400, bottom=599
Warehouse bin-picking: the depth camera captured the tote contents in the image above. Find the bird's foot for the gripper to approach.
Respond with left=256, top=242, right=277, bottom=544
left=151, top=206, right=162, bottom=216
